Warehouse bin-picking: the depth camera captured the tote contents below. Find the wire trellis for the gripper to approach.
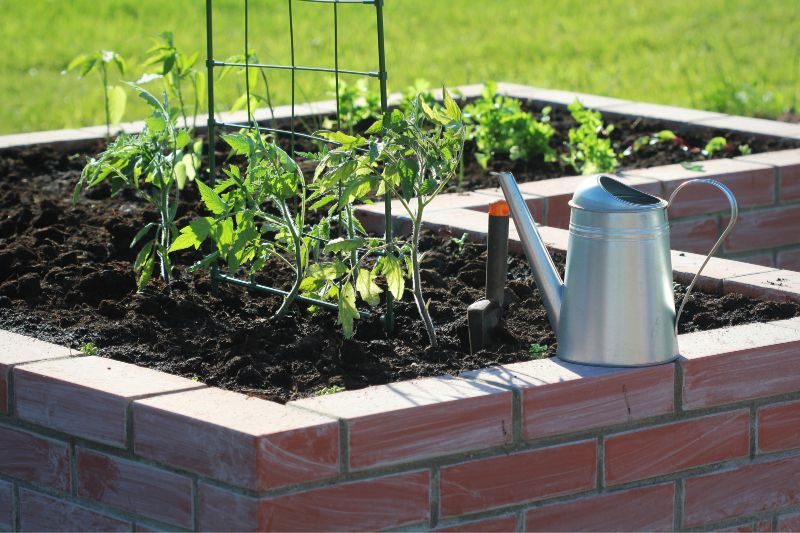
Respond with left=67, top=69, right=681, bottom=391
left=204, top=0, right=395, bottom=331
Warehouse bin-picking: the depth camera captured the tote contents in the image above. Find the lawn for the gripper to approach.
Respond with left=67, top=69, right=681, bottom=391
left=0, top=0, right=797, bottom=134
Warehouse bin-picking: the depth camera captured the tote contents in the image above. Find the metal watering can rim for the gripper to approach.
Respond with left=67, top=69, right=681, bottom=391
left=568, top=174, right=668, bottom=213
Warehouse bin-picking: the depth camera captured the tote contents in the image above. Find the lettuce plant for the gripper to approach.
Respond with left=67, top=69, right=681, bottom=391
left=464, top=81, right=555, bottom=168
left=562, top=99, right=618, bottom=175
left=74, top=85, right=201, bottom=290
left=65, top=50, right=127, bottom=139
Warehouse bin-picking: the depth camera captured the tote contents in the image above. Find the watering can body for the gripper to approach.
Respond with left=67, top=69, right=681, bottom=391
left=498, top=173, right=737, bottom=367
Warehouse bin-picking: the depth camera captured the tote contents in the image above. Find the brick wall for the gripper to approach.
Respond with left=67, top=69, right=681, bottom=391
left=2, top=317, right=800, bottom=531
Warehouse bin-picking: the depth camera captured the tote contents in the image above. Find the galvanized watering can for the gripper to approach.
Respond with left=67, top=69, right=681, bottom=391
left=498, top=172, right=738, bottom=367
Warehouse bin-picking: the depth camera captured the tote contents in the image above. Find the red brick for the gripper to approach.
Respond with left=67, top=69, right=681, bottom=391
left=607, top=101, right=725, bottom=123
left=440, top=440, right=596, bottom=518
left=777, top=248, right=800, bottom=271
left=729, top=252, right=775, bottom=268
left=683, top=454, right=800, bottom=527
left=680, top=323, right=800, bottom=409
left=261, top=470, right=430, bottom=531
left=524, top=483, right=675, bottom=532
left=471, top=187, right=545, bottom=222
left=758, top=400, right=800, bottom=453
left=670, top=250, right=776, bottom=292
left=496, top=82, right=631, bottom=109
left=778, top=512, right=800, bottom=532
left=692, top=115, right=800, bottom=139
left=545, top=193, right=572, bottom=228
left=736, top=149, right=800, bottom=203
left=0, top=330, right=74, bottom=415
left=0, top=424, right=70, bottom=491
left=668, top=167, right=773, bottom=218
left=135, top=387, right=339, bottom=491
left=293, top=375, right=511, bottom=470
left=464, top=359, right=674, bottom=439
left=669, top=216, right=720, bottom=254
left=756, top=519, right=774, bottom=532
left=198, top=483, right=261, bottom=532
left=14, top=356, right=203, bottom=447
left=76, top=447, right=193, bottom=528
left=0, top=480, right=11, bottom=530
left=19, top=489, right=131, bottom=532
left=723, top=205, right=800, bottom=254
left=436, top=514, right=517, bottom=532
left=605, top=410, right=749, bottom=485
left=725, top=269, right=800, bottom=302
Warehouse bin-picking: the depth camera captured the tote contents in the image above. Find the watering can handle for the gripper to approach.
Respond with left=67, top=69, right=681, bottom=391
left=668, top=179, right=738, bottom=335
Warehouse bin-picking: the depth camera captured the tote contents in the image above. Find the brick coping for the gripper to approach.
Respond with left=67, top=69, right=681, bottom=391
left=4, top=84, right=800, bottom=528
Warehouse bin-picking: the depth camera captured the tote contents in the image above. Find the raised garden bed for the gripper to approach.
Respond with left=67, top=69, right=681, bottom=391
left=3, top=84, right=800, bottom=531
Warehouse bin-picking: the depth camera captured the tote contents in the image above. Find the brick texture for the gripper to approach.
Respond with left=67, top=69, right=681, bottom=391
left=440, top=440, right=596, bottom=518
left=198, top=483, right=261, bottom=532
left=758, top=400, right=800, bottom=453
left=76, top=447, right=194, bottom=528
left=669, top=216, right=721, bottom=254
left=14, top=356, right=203, bottom=447
left=0, top=424, right=70, bottom=491
left=723, top=204, right=800, bottom=253
left=436, top=515, right=517, bottom=532
left=19, top=489, right=131, bottom=532
left=680, top=323, right=800, bottom=409
left=261, top=470, right=430, bottom=531
left=524, top=483, right=675, bottom=532
left=683, top=454, right=800, bottom=527
left=736, top=149, right=800, bottom=202
left=777, top=248, right=800, bottom=271
left=670, top=250, right=775, bottom=292
left=134, top=387, right=339, bottom=491
left=293, top=375, right=512, bottom=469
left=724, top=270, right=800, bottom=302
left=605, top=410, right=749, bottom=485
left=0, top=480, right=11, bottom=530
left=778, top=512, right=800, bottom=532
left=464, top=359, right=674, bottom=439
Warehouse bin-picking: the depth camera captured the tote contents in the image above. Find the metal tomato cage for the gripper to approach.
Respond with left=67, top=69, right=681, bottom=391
left=204, top=0, right=393, bottom=328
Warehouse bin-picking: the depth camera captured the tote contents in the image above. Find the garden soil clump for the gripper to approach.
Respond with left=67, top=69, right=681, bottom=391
left=2, top=143, right=800, bottom=403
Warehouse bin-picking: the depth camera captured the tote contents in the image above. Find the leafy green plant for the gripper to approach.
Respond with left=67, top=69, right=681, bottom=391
left=325, top=78, right=381, bottom=135
left=172, top=128, right=316, bottom=318
left=623, top=129, right=677, bottom=156
left=528, top=343, right=548, bottom=358
left=353, top=91, right=465, bottom=346
left=74, top=85, right=201, bottom=290
left=464, top=81, right=555, bottom=168
left=65, top=50, right=127, bottom=139
left=219, top=49, right=276, bottom=126
left=140, top=31, right=205, bottom=133
left=399, top=79, right=437, bottom=114
left=79, top=342, right=98, bottom=356
left=739, top=144, right=752, bottom=155
left=451, top=232, right=469, bottom=254
left=562, top=99, right=618, bottom=175
left=314, top=385, right=345, bottom=396
left=703, top=136, right=729, bottom=156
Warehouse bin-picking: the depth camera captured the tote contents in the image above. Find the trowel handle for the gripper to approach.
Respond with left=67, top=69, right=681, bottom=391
left=668, top=178, right=739, bottom=334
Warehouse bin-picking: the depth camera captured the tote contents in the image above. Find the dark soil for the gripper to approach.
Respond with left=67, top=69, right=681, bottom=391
left=1, top=143, right=800, bottom=403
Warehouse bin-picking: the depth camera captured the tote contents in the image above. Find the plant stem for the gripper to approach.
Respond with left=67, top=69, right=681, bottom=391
left=411, top=200, right=437, bottom=347
left=101, top=65, right=111, bottom=140
left=274, top=202, right=303, bottom=319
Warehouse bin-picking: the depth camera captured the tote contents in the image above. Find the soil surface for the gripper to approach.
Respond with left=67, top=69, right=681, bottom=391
left=1, top=143, right=799, bottom=402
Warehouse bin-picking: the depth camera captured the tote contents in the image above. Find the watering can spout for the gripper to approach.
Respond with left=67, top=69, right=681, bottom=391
left=496, top=172, right=564, bottom=332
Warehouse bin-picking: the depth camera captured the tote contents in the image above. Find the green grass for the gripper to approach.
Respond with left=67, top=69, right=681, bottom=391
left=1, top=0, right=798, bottom=134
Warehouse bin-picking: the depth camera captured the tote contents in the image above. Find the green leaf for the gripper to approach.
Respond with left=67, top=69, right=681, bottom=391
left=381, top=254, right=405, bottom=300
left=222, top=133, right=250, bottom=155
left=656, top=130, right=677, bottom=142
left=681, top=162, right=705, bottom=172
left=182, top=153, right=198, bottom=182
left=196, top=179, right=226, bottom=215
left=443, top=88, right=462, bottom=122
left=145, top=113, right=166, bottom=133
left=174, top=161, right=187, bottom=190
left=137, top=252, right=155, bottom=291
left=175, top=130, right=191, bottom=149
left=107, top=86, right=127, bottom=125
left=337, top=282, right=359, bottom=338
left=130, top=222, right=156, bottom=248
left=132, top=84, right=163, bottom=111
left=134, top=241, right=154, bottom=271
left=324, top=237, right=365, bottom=254
left=356, top=267, right=383, bottom=307
left=307, top=261, right=347, bottom=281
